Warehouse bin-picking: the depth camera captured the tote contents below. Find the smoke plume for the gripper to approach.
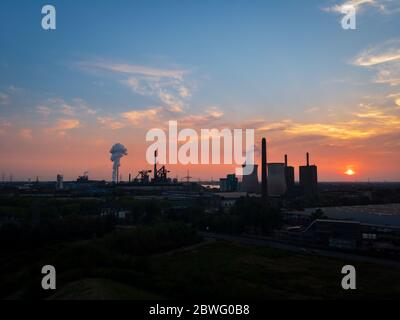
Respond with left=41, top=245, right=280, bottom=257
left=110, top=143, right=128, bottom=183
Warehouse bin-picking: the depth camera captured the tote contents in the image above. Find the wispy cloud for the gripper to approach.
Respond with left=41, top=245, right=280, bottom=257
left=354, top=40, right=400, bottom=66
left=122, top=107, right=163, bottom=126
left=79, top=60, right=192, bottom=113
left=0, top=92, right=9, bottom=105
left=36, top=105, right=52, bottom=117
left=0, top=119, right=11, bottom=134
left=257, top=105, right=400, bottom=140
left=44, top=118, right=81, bottom=137
left=97, top=117, right=126, bottom=130
left=179, top=107, right=225, bottom=128
left=323, top=0, right=383, bottom=13
left=95, top=105, right=225, bottom=131
left=36, top=98, right=97, bottom=118
left=304, top=107, right=320, bottom=114
left=19, top=128, right=33, bottom=140
left=96, top=106, right=164, bottom=129
left=83, top=62, right=187, bottom=80
left=354, top=39, right=400, bottom=86
left=322, top=0, right=399, bottom=14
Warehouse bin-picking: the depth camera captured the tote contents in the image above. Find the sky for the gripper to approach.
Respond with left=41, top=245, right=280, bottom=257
left=0, top=0, right=400, bottom=182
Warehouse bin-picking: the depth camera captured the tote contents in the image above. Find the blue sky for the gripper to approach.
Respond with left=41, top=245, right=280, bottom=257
left=0, top=0, right=400, bottom=181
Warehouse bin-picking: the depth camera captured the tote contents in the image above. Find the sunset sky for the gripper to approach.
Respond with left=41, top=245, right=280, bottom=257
left=0, top=0, right=400, bottom=181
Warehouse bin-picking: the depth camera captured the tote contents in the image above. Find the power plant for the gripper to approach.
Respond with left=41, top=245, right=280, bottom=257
left=240, top=164, right=259, bottom=194
left=267, top=163, right=287, bottom=197
left=284, top=154, right=295, bottom=191
left=39, top=140, right=318, bottom=197
left=299, top=152, right=318, bottom=196
left=249, top=139, right=318, bottom=198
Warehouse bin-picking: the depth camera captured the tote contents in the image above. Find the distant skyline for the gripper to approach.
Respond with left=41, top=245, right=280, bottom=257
left=1, top=0, right=400, bottom=181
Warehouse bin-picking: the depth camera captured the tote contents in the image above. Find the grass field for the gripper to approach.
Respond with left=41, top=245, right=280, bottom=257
left=49, top=278, right=163, bottom=300
left=50, top=241, right=400, bottom=300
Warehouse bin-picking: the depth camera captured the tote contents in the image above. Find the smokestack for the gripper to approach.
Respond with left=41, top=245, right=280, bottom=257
left=306, top=152, right=310, bottom=166
left=285, top=154, right=288, bottom=167
left=154, top=151, right=158, bottom=181
left=262, top=138, right=268, bottom=198
left=129, top=173, right=132, bottom=183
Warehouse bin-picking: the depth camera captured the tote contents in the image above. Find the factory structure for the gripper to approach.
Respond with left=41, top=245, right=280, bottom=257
left=220, top=138, right=318, bottom=198
left=36, top=140, right=317, bottom=197
left=129, top=151, right=178, bottom=185
left=299, top=152, right=318, bottom=197
left=240, top=164, right=259, bottom=194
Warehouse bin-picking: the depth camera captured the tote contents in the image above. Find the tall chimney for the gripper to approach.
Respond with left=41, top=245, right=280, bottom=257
left=129, top=173, right=132, bottom=183
left=306, top=152, right=310, bottom=166
left=285, top=154, right=288, bottom=167
left=262, top=138, right=268, bottom=198
left=154, top=150, right=158, bottom=181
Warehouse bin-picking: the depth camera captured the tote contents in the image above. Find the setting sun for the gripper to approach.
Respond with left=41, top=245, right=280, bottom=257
left=345, top=168, right=356, bottom=176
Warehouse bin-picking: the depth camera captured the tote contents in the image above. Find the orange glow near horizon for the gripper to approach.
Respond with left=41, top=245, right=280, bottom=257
left=344, top=168, right=356, bottom=176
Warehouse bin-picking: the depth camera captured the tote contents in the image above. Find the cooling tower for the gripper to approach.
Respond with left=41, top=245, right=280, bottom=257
left=241, top=164, right=259, bottom=194
left=267, top=163, right=287, bottom=197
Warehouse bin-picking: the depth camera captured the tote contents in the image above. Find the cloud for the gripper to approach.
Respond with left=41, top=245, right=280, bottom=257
left=122, top=75, right=190, bottom=113
left=322, top=0, right=398, bottom=14
left=354, top=39, right=400, bottom=86
left=80, top=60, right=192, bottom=113
left=95, top=105, right=225, bottom=131
left=83, top=62, right=187, bottom=80
left=0, top=92, right=9, bottom=105
left=179, top=107, right=225, bottom=128
left=36, top=105, right=52, bottom=117
left=73, top=98, right=97, bottom=115
left=0, top=119, right=11, bottom=134
left=158, top=91, right=184, bottom=113
left=206, top=107, right=224, bottom=119
left=60, top=103, right=75, bottom=116
left=122, top=107, right=163, bottom=125
left=257, top=120, right=292, bottom=133
left=375, top=65, right=400, bottom=86
left=354, top=41, right=400, bottom=66
left=45, top=118, right=81, bottom=137
left=97, top=116, right=126, bottom=130
left=256, top=105, right=400, bottom=141
left=54, top=119, right=81, bottom=130
left=37, top=98, right=97, bottom=119
left=19, top=129, right=33, bottom=140
left=285, top=121, right=377, bottom=139
left=304, top=107, right=320, bottom=114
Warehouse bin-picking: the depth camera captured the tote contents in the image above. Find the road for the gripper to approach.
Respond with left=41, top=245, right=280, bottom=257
left=202, top=232, right=400, bottom=269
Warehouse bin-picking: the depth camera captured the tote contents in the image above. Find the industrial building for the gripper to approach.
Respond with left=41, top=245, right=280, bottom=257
left=267, top=163, right=287, bottom=197
left=302, top=219, right=361, bottom=249
left=56, top=174, right=64, bottom=190
left=284, top=155, right=295, bottom=191
left=220, top=174, right=239, bottom=192
left=299, top=153, right=318, bottom=196
left=240, top=164, right=259, bottom=194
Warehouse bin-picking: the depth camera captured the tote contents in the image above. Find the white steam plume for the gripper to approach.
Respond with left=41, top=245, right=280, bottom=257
left=110, top=143, right=128, bottom=183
